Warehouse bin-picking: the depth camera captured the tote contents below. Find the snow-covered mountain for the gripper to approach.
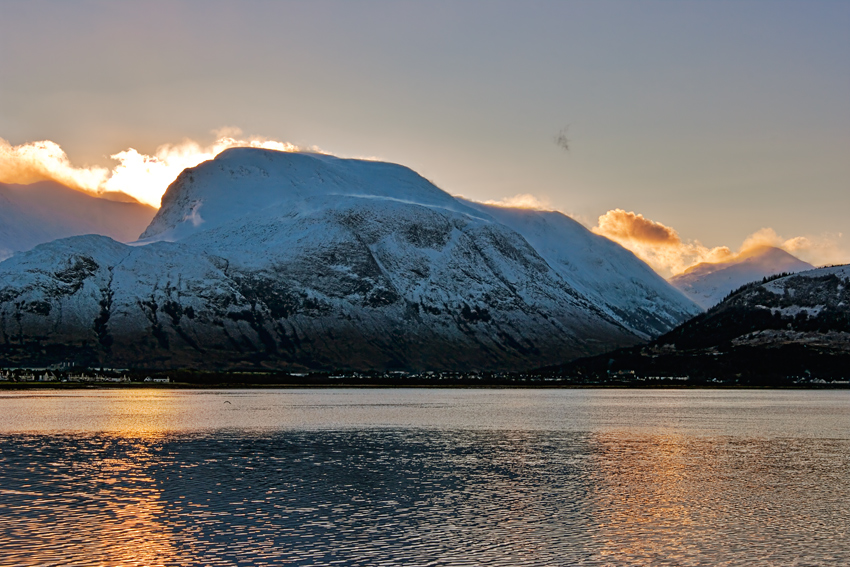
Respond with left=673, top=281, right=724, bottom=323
left=460, top=200, right=697, bottom=338
left=0, top=181, right=156, bottom=261
left=0, top=149, right=699, bottom=371
left=669, top=245, right=813, bottom=309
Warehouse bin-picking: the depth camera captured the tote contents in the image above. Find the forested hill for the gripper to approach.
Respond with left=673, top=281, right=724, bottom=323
left=544, top=266, right=850, bottom=385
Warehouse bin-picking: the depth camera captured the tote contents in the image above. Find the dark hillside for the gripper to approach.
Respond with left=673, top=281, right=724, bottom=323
left=543, top=266, right=850, bottom=385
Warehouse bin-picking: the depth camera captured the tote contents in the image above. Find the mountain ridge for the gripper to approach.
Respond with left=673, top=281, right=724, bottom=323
left=670, top=245, right=814, bottom=309
left=0, top=149, right=699, bottom=371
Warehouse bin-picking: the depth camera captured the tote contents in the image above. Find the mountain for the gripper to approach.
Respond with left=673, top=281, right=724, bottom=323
left=459, top=201, right=696, bottom=338
left=669, top=245, right=813, bottom=309
left=0, top=181, right=156, bottom=261
left=552, top=264, right=850, bottom=384
left=0, top=149, right=699, bottom=371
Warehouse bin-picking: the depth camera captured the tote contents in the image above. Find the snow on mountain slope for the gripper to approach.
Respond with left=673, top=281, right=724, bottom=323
left=0, top=149, right=699, bottom=371
left=0, top=225, right=636, bottom=371
left=461, top=201, right=701, bottom=338
left=669, top=246, right=814, bottom=309
left=0, top=181, right=156, bottom=260
left=140, top=149, right=482, bottom=242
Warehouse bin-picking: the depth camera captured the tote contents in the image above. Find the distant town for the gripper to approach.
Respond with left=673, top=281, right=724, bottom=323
left=0, top=365, right=847, bottom=388
left=0, top=367, right=169, bottom=384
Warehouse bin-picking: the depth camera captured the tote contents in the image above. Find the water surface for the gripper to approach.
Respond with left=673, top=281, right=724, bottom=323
left=0, top=389, right=847, bottom=565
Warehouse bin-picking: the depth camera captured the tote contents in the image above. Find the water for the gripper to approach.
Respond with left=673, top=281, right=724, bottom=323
left=0, top=389, right=847, bottom=566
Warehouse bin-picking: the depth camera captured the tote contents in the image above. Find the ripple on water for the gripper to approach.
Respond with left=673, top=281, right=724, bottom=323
left=0, top=429, right=849, bottom=566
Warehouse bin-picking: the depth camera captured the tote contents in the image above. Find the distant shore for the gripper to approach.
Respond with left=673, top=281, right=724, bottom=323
left=1, top=380, right=847, bottom=390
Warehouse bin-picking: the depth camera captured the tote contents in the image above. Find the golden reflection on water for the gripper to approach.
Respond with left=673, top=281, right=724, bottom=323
left=91, top=393, right=186, bottom=563
left=1, top=392, right=192, bottom=564
left=100, top=389, right=189, bottom=437
left=589, top=433, right=699, bottom=564
left=70, top=444, right=179, bottom=567
left=584, top=432, right=850, bottom=565
left=0, top=390, right=847, bottom=565
left=3, top=436, right=183, bottom=566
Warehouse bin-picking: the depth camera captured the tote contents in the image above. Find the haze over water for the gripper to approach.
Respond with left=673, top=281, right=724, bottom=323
left=0, top=388, right=847, bottom=565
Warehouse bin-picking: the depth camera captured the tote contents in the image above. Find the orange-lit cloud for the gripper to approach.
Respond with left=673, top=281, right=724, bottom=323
left=593, top=209, right=848, bottom=277
left=482, top=193, right=553, bottom=210
left=0, top=138, right=109, bottom=191
left=740, top=227, right=847, bottom=266
left=595, top=209, right=679, bottom=245
left=592, top=209, right=733, bottom=277
left=0, top=130, right=318, bottom=207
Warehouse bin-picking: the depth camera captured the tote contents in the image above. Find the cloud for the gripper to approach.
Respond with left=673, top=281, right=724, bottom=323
left=739, top=227, right=786, bottom=251
left=0, top=138, right=109, bottom=192
left=482, top=193, right=552, bottom=210
left=0, top=132, right=319, bottom=207
left=592, top=209, right=734, bottom=277
left=594, top=209, right=680, bottom=245
left=740, top=227, right=846, bottom=266
left=593, top=209, right=849, bottom=277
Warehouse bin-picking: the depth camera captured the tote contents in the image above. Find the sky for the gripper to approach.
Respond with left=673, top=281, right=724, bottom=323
left=1, top=0, right=848, bottom=276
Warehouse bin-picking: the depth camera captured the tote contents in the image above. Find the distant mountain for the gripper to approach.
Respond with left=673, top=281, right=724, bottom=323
left=669, top=245, right=813, bottom=309
left=0, top=149, right=699, bottom=371
left=551, top=264, right=850, bottom=384
left=0, top=181, right=156, bottom=260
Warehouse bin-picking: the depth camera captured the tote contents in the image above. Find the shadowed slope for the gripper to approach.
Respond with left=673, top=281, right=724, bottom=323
left=0, top=181, right=156, bottom=260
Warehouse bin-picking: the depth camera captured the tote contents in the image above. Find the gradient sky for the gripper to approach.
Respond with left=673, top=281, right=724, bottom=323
left=1, top=0, right=848, bottom=269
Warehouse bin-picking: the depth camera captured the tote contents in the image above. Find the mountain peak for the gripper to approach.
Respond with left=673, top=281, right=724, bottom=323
left=671, top=245, right=814, bottom=309
left=139, top=149, right=475, bottom=242
left=736, top=245, right=800, bottom=263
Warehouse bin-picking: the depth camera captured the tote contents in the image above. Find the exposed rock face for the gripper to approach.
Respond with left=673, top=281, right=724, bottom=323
left=0, top=149, right=699, bottom=371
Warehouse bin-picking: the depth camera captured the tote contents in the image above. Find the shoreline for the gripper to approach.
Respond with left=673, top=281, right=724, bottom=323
left=1, top=381, right=847, bottom=391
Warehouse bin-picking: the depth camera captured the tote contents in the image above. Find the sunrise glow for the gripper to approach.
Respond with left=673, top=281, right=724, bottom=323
left=1, top=133, right=311, bottom=208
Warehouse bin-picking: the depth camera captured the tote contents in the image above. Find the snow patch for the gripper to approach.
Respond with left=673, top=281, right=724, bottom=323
left=770, top=305, right=824, bottom=318
left=182, top=202, right=205, bottom=227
